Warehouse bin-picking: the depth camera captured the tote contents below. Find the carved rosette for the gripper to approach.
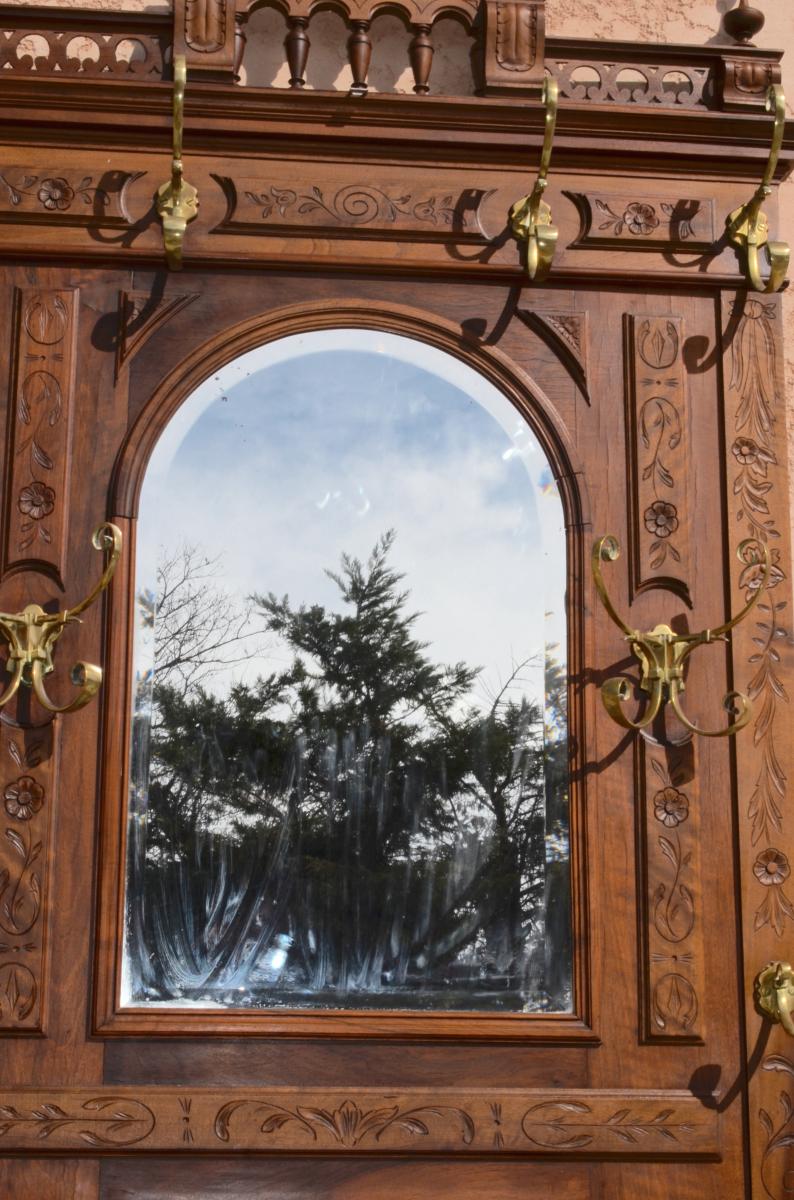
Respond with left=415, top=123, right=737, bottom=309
left=566, top=193, right=715, bottom=251
left=0, top=726, right=55, bottom=1033
left=0, top=1087, right=718, bottom=1155
left=722, top=295, right=793, bottom=1200
left=624, top=314, right=691, bottom=605
left=3, top=287, right=78, bottom=585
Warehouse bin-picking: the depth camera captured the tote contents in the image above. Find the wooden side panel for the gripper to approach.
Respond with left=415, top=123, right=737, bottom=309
left=722, top=294, right=794, bottom=1200
left=2, top=287, right=78, bottom=586
left=624, top=314, right=691, bottom=604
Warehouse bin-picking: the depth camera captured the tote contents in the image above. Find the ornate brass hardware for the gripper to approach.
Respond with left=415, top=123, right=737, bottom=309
left=726, top=84, right=790, bottom=294
left=509, top=76, right=559, bottom=283
left=0, top=523, right=121, bottom=715
left=592, top=534, right=770, bottom=737
left=756, top=961, right=794, bottom=1037
left=156, top=55, right=199, bottom=271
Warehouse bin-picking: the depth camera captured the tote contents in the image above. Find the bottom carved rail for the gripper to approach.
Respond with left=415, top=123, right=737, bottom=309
left=0, top=1088, right=719, bottom=1157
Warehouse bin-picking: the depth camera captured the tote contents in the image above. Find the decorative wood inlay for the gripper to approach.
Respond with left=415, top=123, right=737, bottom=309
left=624, top=314, right=690, bottom=605
left=0, top=170, right=140, bottom=229
left=116, top=290, right=198, bottom=379
left=566, top=192, right=715, bottom=250
left=3, top=287, right=78, bottom=585
left=0, top=724, right=56, bottom=1034
left=212, top=175, right=492, bottom=241
left=637, top=741, right=704, bottom=1043
left=517, top=309, right=589, bottom=401
left=0, top=1088, right=719, bottom=1156
left=722, top=295, right=793, bottom=1200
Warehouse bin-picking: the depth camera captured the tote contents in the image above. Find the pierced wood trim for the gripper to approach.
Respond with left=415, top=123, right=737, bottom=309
left=0, top=1087, right=719, bottom=1156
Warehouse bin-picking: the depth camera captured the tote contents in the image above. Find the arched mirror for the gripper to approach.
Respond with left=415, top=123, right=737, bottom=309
left=122, top=330, right=571, bottom=1014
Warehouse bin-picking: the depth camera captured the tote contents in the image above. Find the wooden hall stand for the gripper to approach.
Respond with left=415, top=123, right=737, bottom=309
left=0, top=0, right=792, bottom=1195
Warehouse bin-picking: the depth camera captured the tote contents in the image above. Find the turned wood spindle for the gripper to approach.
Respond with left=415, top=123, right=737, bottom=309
left=348, top=20, right=372, bottom=96
left=285, top=17, right=311, bottom=88
left=409, top=24, right=433, bottom=94
left=233, top=14, right=248, bottom=82
left=723, top=0, right=765, bottom=44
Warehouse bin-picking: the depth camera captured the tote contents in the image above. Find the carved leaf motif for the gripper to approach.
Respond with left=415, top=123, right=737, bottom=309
left=185, top=0, right=227, bottom=53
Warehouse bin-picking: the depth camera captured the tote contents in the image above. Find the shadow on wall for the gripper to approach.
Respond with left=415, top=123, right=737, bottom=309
left=241, top=6, right=475, bottom=95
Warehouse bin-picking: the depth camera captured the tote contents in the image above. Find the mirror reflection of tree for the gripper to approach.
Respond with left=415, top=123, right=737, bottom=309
left=128, top=533, right=569, bottom=1011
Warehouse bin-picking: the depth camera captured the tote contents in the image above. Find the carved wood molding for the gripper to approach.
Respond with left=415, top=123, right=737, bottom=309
left=566, top=192, right=715, bottom=252
left=623, top=314, right=691, bottom=606
left=637, top=740, right=704, bottom=1044
left=723, top=295, right=794, bottom=1200
left=211, top=175, right=493, bottom=242
left=481, top=1, right=545, bottom=94
left=0, top=723, right=56, bottom=1035
left=517, top=309, right=589, bottom=402
left=2, top=287, right=79, bottom=587
left=174, top=0, right=238, bottom=80
left=0, top=1087, right=719, bottom=1156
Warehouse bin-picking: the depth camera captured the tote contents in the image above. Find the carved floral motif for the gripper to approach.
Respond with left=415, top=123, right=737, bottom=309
left=215, top=1098, right=476, bottom=1147
left=728, top=302, right=790, bottom=936
left=3, top=777, right=44, bottom=821
left=760, top=1055, right=794, bottom=1199
left=0, top=1098, right=156, bottom=1146
left=521, top=1101, right=696, bottom=1149
left=0, top=173, right=108, bottom=214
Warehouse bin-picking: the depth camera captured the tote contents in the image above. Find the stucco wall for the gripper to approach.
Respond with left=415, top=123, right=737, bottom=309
left=5, top=0, right=794, bottom=523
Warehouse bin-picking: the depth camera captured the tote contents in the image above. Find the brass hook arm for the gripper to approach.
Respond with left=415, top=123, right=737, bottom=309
left=726, top=85, right=790, bottom=294
left=509, top=77, right=559, bottom=283
left=757, top=962, right=794, bottom=1037
left=591, top=535, right=770, bottom=739
left=0, top=523, right=121, bottom=716
left=591, top=535, right=636, bottom=639
left=156, top=55, right=199, bottom=271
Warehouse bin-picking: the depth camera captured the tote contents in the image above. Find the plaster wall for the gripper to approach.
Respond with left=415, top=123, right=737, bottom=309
left=5, top=0, right=794, bottom=531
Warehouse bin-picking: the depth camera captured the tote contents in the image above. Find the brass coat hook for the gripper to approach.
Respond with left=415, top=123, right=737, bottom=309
left=156, top=55, right=199, bottom=271
left=726, top=84, right=790, bottom=294
left=756, top=961, right=794, bottom=1037
left=509, top=77, right=559, bottom=283
left=592, top=534, right=770, bottom=738
left=0, top=523, right=121, bottom=715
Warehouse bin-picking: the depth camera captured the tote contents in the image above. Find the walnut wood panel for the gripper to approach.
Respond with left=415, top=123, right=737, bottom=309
left=0, top=171, right=140, bottom=230
left=623, top=314, right=691, bottom=605
left=636, top=739, right=704, bottom=1043
left=2, top=287, right=78, bottom=586
left=722, top=294, right=794, bottom=1200
left=0, top=722, right=55, bottom=1034
left=0, top=1086, right=719, bottom=1157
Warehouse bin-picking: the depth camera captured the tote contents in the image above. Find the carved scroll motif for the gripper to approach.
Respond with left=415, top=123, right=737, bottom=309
left=3, top=288, right=78, bottom=585
left=624, top=314, right=691, bottom=605
left=212, top=175, right=492, bottom=241
left=0, top=1087, right=718, bottom=1156
left=638, top=742, right=704, bottom=1042
left=0, top=724, right=56, bottom=1033
left=566, top=192, right=715, bottom=250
